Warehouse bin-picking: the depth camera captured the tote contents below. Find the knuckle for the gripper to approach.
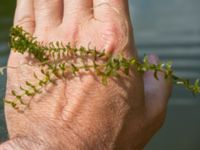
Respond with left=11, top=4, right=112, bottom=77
left=60, top=23, right=79, bottom=43
left=101, top=21, right=130, bottom=53
left=101, top=23, right=119, bottom=50
left=15, top=16, right=35, bottom=27
left=105, top=22, right=119, bottom=36
left=35, top=0, right=60, bottom=10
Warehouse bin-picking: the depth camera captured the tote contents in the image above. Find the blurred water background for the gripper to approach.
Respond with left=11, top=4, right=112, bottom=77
left=0, top=0, right=14, bottom=141
left=0, top=0, right=200, bottom=149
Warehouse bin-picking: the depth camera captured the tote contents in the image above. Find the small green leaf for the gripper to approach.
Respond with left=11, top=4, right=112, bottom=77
left=11, top=90, right=17, bottom=96
left=0, top=67, right=4, bottom=75
left=154, top=71, right=159, bottom=80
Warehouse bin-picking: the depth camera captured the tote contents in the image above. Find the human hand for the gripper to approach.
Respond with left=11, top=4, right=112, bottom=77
left=3, top=0, right=172, bottom=149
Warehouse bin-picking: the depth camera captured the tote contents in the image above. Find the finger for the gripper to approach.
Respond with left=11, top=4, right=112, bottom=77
left=34, top=0, right=63, bottom=29
left=63, top=1, right=93, bottom=22
left=14, top=0, right=35, bottom=33
left=143, top=54, right=172, bottom=118
left=93, top=0, right=130, bottom=20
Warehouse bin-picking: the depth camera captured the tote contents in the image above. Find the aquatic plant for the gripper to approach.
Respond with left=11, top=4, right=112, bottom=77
left=0, top=26, right=199, bottom=111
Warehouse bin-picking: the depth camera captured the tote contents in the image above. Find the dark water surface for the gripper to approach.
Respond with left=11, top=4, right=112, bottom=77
left=0, top=0, right=200, bottom=149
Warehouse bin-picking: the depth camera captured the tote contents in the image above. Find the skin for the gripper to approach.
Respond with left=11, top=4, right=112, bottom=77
left=1, top=0, right=172, bottom=149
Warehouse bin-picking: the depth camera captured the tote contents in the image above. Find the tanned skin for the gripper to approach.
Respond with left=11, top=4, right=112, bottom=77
left=1, top=0, right=172, bottom=149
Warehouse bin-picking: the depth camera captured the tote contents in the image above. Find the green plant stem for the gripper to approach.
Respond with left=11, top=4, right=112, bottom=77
left=1, top=25, right=199, bottom=111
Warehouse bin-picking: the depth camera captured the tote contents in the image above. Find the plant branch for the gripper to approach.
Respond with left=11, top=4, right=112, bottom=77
left=1, top=26, right=199, bottom=111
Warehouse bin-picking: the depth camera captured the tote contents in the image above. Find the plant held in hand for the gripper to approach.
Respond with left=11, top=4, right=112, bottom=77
left=0, top=26, right=199, bottom=111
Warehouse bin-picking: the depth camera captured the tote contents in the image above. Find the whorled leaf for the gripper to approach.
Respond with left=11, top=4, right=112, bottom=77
left=0, top=25, right=199, bottom=111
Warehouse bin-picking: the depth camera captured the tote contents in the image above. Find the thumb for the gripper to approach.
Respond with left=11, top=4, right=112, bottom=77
left=143, top=54, right=172, bottom=118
